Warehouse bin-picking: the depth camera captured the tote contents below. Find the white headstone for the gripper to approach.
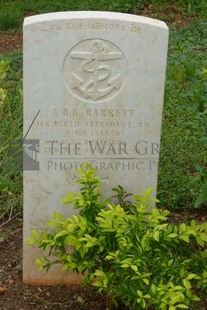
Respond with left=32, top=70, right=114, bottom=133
left=23, top=11, right=168, bottom=284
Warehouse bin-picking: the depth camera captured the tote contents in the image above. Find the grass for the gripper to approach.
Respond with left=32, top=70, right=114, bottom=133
left=158, top=20, right=207, bottom=210
left=0, top=52, right=23, bottom=220
left=0, top=0, right=138, bottom=30
left=0, top=1, right=207, bottom=219
left=0, top=0, right=207, bottom=30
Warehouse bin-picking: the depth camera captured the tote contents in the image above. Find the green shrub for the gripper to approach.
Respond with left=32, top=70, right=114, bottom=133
left=27, top=165, right=207, bottom=309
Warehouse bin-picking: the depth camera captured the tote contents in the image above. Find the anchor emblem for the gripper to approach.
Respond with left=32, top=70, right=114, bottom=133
left=63, top=39, right=127, bottom=102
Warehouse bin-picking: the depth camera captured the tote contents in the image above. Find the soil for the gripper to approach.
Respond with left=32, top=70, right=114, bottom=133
left=0, top=3, right=207, bottom=309
left=0, top=32, right=22, bottom=55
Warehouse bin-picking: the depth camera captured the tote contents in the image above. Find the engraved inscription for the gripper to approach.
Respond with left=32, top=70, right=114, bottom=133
left=63, top=39, right=127, bottom=102
left=35, top=22, right=142, bottom=35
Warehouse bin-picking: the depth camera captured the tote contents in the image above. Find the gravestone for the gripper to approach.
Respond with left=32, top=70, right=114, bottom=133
left=23, top=11, right=168, bottom=285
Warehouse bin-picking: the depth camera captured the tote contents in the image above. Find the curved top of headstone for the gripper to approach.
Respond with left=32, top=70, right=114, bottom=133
left=24, top=11, right=168, bottom=30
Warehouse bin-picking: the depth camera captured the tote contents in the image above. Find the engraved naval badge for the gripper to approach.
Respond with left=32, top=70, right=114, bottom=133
left=63, top=39, right=127, bottom=102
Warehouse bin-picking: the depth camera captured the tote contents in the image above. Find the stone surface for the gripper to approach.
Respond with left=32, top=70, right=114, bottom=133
left=23, top=11, right=168, bottom=284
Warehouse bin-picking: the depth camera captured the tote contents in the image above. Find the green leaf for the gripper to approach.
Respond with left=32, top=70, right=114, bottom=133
left=103, top=277, right=108, bottom=288
left=54, top=230, right=68, bottom=239
left=151, top=284, right=157, bottom=294
left=176, top=304, right=188, bottom=309
left=65, top=235, right=79, bottom=246
left=186, top=273, right=197, bottom=280
left=179, top=235, right=189, bottom=243
left=53, top=212, right=63, bottom=221
left=167, top=233, right=178, bottom=238
left=137, top=298, right=142, bottom=304
left=142, top=187, right=154, bottom=197
left=93, top=281, right=103, bottom=287
left=168, top=259, right=174, bottom=266
left=196, top=235, right=204, bottom=246
left=170, top=294, right=184, bottom=305
left=200, top=233, right=207, bottom=242
left=31, top=229, right=38, bottom=239
left=94, top=269, right=105, bottom=277
left=158, top=223, right=168, bottom=230
left=180, top=268, right=185, bottom=278
left=153, top=230, right=160, bottom=241
left=182, top=278, right=191, bottom=289
left=142, top=278, right=149, bottom=285
left=61, top=193, right=77, bottom=205
left=137, top=290, right=143, bottom=298
left=179, top=223, right=187, bottom=233
left=144, top=294, right=151, bottom=299
left=121, top=264, right=130, bottom=268
left=0, top=60, right=9, bottom=79
left=190, top=219, right=196, bottom=229
left=173, top=286, right=185, bottom=291
left=186, top=229, right=197, bottom=236
left=25, top=237, right=36, bottom=246
left=131, top=265, right=138, bottom=272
